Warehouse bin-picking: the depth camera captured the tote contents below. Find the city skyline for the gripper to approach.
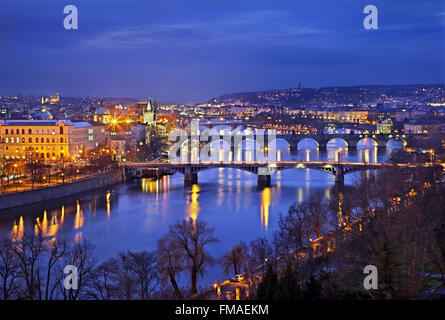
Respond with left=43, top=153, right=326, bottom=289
left=1, top=0, right=444, bottom=102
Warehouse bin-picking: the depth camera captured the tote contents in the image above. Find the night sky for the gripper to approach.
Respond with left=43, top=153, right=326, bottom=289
left=0, top=0, right=444, bottom=102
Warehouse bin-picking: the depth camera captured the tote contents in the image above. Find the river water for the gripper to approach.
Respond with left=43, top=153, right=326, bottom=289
left=0, top=138, right=403, bottom=288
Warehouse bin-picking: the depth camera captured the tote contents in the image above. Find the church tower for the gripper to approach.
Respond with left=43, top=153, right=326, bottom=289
left=143, top=98, right=158, bottom=144
left=143, top=98, right=157, bottom=126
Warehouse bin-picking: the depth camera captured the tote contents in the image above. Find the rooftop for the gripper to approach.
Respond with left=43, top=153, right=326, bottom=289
left=0, top=120, right=72, bottom=126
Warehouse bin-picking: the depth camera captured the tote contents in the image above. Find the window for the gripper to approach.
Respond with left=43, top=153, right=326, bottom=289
left=16, top=129, right=19, bottom=134
left=29, top=138, right=32, bottom=143
left=60, top=126, right=64, bottom=134
left=22, top=129, right=25, bottom=134
left=28, top=129, right=32, bottom=134
left=41, top=138, right=44, bottom=143
left=60, top=137, right=64, bottom=143
left=22, top=138, right=25, bottom=143
left=5, top=129, right=8, bottom=134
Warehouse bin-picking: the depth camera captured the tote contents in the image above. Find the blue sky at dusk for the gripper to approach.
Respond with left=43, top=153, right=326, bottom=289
left=0, top=0, right=444, bottom=102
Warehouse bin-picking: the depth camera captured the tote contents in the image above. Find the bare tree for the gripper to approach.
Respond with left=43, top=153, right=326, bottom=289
left=43, top=239, right=66, bottom=300
left=157, top=235, right=184, bottom=299
left=220, top=242, right=249, bottom=277
left=127, top=250, right=158, bottom=300
left=306, top=191, right=328, bottom=239
left=250, top=237, right=273, bottom=269
left=0, top=239, right=18, bottom=299
left=275, top=203, right=310, bottom=258
left=9, top=233, right=45, bottom=299
left=62, top=240, right=95, bottom=300
left=25, top=155, right=45, bottom=189
left=167, top=219, right=219, bottom=295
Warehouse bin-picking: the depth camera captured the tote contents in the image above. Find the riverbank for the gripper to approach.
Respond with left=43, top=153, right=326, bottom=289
left=0, top=168, right=125, bottom=211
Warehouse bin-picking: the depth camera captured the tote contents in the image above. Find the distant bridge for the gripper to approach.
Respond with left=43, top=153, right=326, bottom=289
left=277, top=133, right=411, bottom=149
left=122, top=161, right=431, bottom=187
left=176, top=130, right=433, bottom=150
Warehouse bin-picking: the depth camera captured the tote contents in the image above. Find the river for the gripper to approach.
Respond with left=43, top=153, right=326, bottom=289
left=0, top=138, right=403, bottom=289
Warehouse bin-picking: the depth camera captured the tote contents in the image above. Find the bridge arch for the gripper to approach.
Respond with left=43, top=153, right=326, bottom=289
left=386, top=138, right=406, bottom=149
left=357, top=138, right=378, bottom=149
left=326, top=138, right=348, bottom=149
left=180, top=138, right=200, bottom=161
left=207, top=139, right=232, bottom=162
left=297, top=138, right=319, bottom=149
left=268, top=138, right=290, bottom=149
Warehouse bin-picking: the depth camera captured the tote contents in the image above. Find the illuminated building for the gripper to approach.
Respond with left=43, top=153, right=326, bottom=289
left=404, top=120, right=443, bottom=134
left=93, top=106, right=112, bottom=124
left=143, top=98, right=157, bottom=127
left=0, top=119, right=71, bottom=161
left=0, top=120, right=107, bottom=161
left=376, top=118, right=393, bottom=134
left=69, top=121, right=108, bottom=158
left=41, top=92, right=60, bottom=105
left=40, top=107, right=53, bottom=120
left=49, top=92, right=60, bottom=105
left=142, top=98, right=168, bottom=142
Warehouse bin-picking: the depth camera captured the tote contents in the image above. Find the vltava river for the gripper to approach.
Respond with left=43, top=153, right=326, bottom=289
left=0, top=138, right=403, bottom=287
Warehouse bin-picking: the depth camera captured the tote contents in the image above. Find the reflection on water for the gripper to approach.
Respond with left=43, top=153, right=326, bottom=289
left=0, top=141, right=402, bottom=286
left=187, top=184, right=200, bottom=222
left=74, top=201, right=84, bottom=243
left=11, top=216, right=24, bottom=241
left=260, top=188, right=271, bottom=231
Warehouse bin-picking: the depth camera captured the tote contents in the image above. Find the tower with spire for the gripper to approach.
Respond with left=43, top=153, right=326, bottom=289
left=143, top=97, right=158, bottom=144
left=143, top=97, right=157, bottom=126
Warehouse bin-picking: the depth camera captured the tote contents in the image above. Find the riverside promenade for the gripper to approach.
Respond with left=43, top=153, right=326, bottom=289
left=0, top=168, right=125, bottom=211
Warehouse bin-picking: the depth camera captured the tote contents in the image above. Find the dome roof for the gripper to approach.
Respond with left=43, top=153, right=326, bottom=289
left=40, top=108, right=53, bottom=119
left=95, top=106, right=110, bottom=115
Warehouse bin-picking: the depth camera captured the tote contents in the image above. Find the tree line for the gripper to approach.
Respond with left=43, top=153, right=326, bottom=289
left=219, top=164, right=445, bottom=299
left=0, top=218, right=220, bottom=300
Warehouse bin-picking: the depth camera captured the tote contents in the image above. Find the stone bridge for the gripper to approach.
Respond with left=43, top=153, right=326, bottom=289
left=277, top=133, right=409, bottom=149
left=122, top=161, right=426, bottom=188
left=173, top=131, right=431, bottom=151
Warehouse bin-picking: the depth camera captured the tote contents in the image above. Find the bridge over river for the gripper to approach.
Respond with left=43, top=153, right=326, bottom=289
left=122, top=161, right=431, bottom=187
left=176, top=130, right=435, bottom=150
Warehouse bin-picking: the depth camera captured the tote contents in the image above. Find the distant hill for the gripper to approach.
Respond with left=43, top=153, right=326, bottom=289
left=208, top=84, right=445, bottom=107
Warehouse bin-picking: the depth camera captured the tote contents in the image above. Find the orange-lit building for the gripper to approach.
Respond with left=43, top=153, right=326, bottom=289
left=0, top=120, right=108, bottom=162
left=0, top=119, right=71, bottom=161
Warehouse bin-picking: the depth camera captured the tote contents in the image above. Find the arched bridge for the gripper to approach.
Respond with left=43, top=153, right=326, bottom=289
left=122, top=161, right=427, bottom=187
left=277, top=133, right=410, bottom=149
left=175, top=132, right=435, bottom=151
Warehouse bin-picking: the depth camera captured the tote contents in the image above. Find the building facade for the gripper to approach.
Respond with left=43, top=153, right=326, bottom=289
left=404, top=120, right=444, bottom=134
left=69, top=121, right=108, bottom=159
left=0, top=120, right=71, bottom=161
left=0, top=120, right=108, bottom=162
